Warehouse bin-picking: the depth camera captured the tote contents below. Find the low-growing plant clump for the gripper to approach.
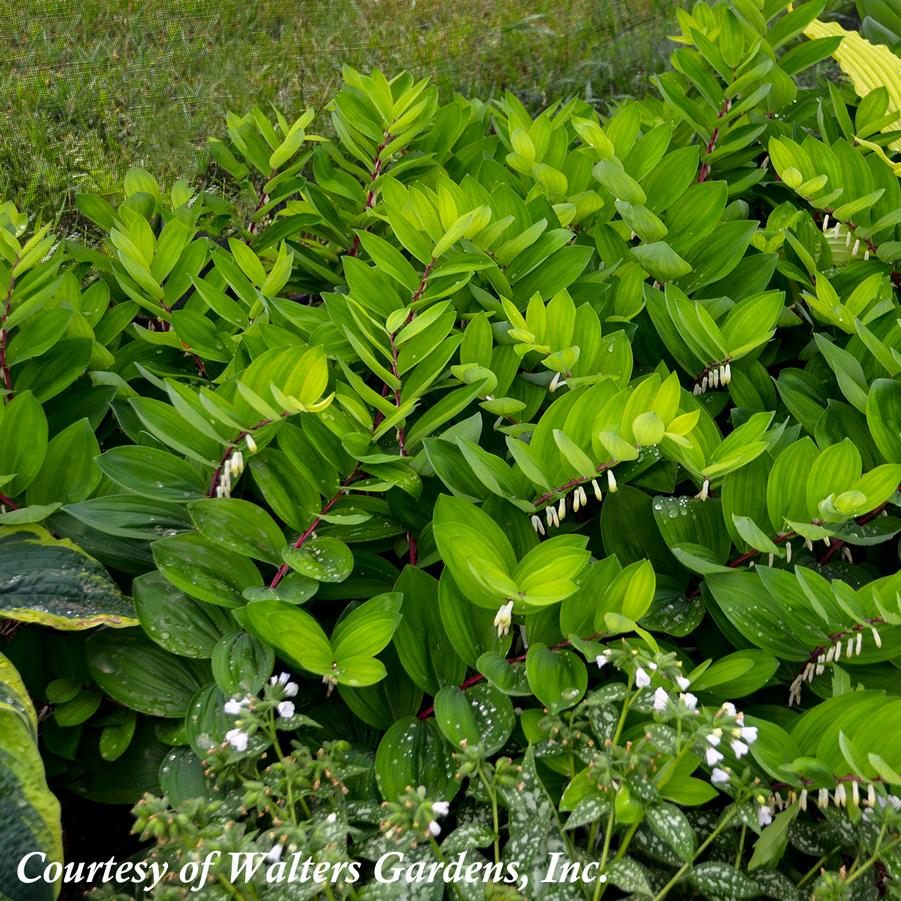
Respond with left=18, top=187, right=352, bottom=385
left=1, top=0, right=901, bottom=898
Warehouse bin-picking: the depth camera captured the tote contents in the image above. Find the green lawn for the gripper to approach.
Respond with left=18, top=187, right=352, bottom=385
left=1, top=0, right=682, bottom=223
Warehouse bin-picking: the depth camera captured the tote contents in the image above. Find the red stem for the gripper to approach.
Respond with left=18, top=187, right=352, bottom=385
left=269, top=469, right=360, bottom=588
left=698, top=98, right=732, bottom=183
left=347, top=134, right=393, bottom=257
left=0, top=493, right=18, bottom=509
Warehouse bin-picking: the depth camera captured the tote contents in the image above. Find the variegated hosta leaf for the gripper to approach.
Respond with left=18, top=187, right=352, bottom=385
left=0, top=526, right=136, bottom=629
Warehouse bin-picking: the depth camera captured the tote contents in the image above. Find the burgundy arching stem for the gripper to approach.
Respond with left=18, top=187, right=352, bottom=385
left=698, top=98, right=732, bottom=183
left=269, top=469, right=360, bottom=588
left=348, top=133, right=394, bottom=257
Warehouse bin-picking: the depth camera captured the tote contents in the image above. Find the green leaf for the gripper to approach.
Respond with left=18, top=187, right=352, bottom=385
left=87, top=630, right=210, bottom=718
left=188, top=498, right=285, bottom=565
left=0, top=391, right=47, bottom=496
left=0, top=651, right=63, bottom=898
left=525, top=644, right=587, bottom=714
left=211, top=631, right=274, bottom=696
left=282, top=537, right=353, bottom=582
left=375, top=716, right=459, bottom=802
left=645, top=802, right=696, bottom=862
left=0, top=525, right=137, bottom=628
left=152, top=532, right=263, bottom=607
left=95, top=446, right=208, bottom=502
left=867, top=379, right=901, bottom=463
left=434, top=681, right=514, bottom=756
left=134, top=572, right=232, bottom=658
left=689, top=861, right=759, bottom=898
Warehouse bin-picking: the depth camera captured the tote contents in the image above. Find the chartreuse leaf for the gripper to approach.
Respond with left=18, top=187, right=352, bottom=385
left=245, top=594, right=401, bottom=688
left=0, top=526, right=137, bottom=628
left=0, top=651, right=63, bottom=899
left=525, top=644, right=587, bottom=714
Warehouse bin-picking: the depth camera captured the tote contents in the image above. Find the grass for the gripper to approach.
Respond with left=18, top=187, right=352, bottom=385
left=1, top=0, right=683, bottom=223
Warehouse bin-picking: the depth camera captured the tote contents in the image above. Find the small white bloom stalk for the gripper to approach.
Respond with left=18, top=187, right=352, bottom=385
left=788, top=627, right=877, bottom=705
left=693, top=362, right=731, bottom=395
left=214, top=449, right=245, bottom=498
left=607, top=469, right=618, bottom=493
left=494, top=601, right=514, bottom=638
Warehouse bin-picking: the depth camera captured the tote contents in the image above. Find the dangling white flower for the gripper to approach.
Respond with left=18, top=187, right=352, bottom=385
left=493, top=601, right=514, bottom=638
left=225, top=728, right=249, bottom=752
left=607, top=469, right=618, bottom=492
left=277, top=701, right=295, bottom=719
left=265, top=843, right=283, bottom=862
left=224, top=698, right=243, bottom=715
left=245, top=434, right=258, bottom=454
left=696, top=479, right=710, bottom=501
left=635, top=667, right=651, bottom=688
left=680, top=692, right=698, bottom=711
left=545, top=505, right=554, bottom=528
left=724, top=362, right=731, bottom=385
left=283, top=681, right=298, bottom=698
left=432, top=801, right=450, bottom=817
left=592, top=478, right=603, bottom=502
left=427, top=820, right=442, bottom=837
left=231, top=450, right=245, bottom=477
left=856, top=631, right=863, bottom=656
left=740, top=726, right=758, bottom=744
left=785, top=541, right=792, bottom=563
left=834, top=782, right=847, bottom=808
left=851, top=780, right=860, bottom=806
left=326, top=812, right=338, bottom=823
left=706, top=746, right=724, bottom=766
left=872, top=627, right=882, bottom=649
left=557, top=496, right=566, bottom=521
left=731, top=739, right=749, bottom=758
left=711, top=767, right=730, bottom=785
left=852, top=238, right=860, bottom=257
left=822, top=214, right=830, bottom=233
left=720, top=702, right=737, bottom=718
left=578, top=485, right=588, bottom=508
left=676, top=675, right=691, bottom=691
left=653, top=687, right=669, bottom=711
left=757, top=805, right=773, bottom=827
left=799, top=789, right=808, bottom=811
left=867, top=783, right=877, bottom=807
left=818, top=788, right=830, bottom=809
left=531, top=514, right=545, bottom=536
left=572, top=490, right=581, bottom=513
left=272, top=673, right=291, bottom=686
left=596, top=651, right=611, bottom=669
left=707, top=730, right=722, bottom=747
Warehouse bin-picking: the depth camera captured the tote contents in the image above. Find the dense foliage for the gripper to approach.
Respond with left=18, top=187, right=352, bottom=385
left=1, top=0, right=901, bottom=897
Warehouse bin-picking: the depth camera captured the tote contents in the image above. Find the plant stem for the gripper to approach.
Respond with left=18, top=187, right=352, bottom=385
left=269, top=468, right=360, bottom=587
left=479, top=764, right=501, bottom=864
left=593, top=805, right=617, bottom=901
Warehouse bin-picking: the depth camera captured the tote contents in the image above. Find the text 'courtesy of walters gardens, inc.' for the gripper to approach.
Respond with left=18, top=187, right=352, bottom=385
left=18, top=850, right=616, bottom=893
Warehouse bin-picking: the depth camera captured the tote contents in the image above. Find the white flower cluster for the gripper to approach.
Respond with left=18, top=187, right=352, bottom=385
left=788, top=626, right=881, bottom=705
left=822, top=215, right=870, bottom=261
left=215, top=450, right=244, bottom=498
left=428, top=800, right=450, bottom=837
left=692, top=362, right=731, bottom=396
left=701, top=703, right=758, bottom=785
left=493, top=601, right=514, bottom=638
left=222, top=673, right=298, bottom=752
left=531, top=474, right=615, bottom=535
